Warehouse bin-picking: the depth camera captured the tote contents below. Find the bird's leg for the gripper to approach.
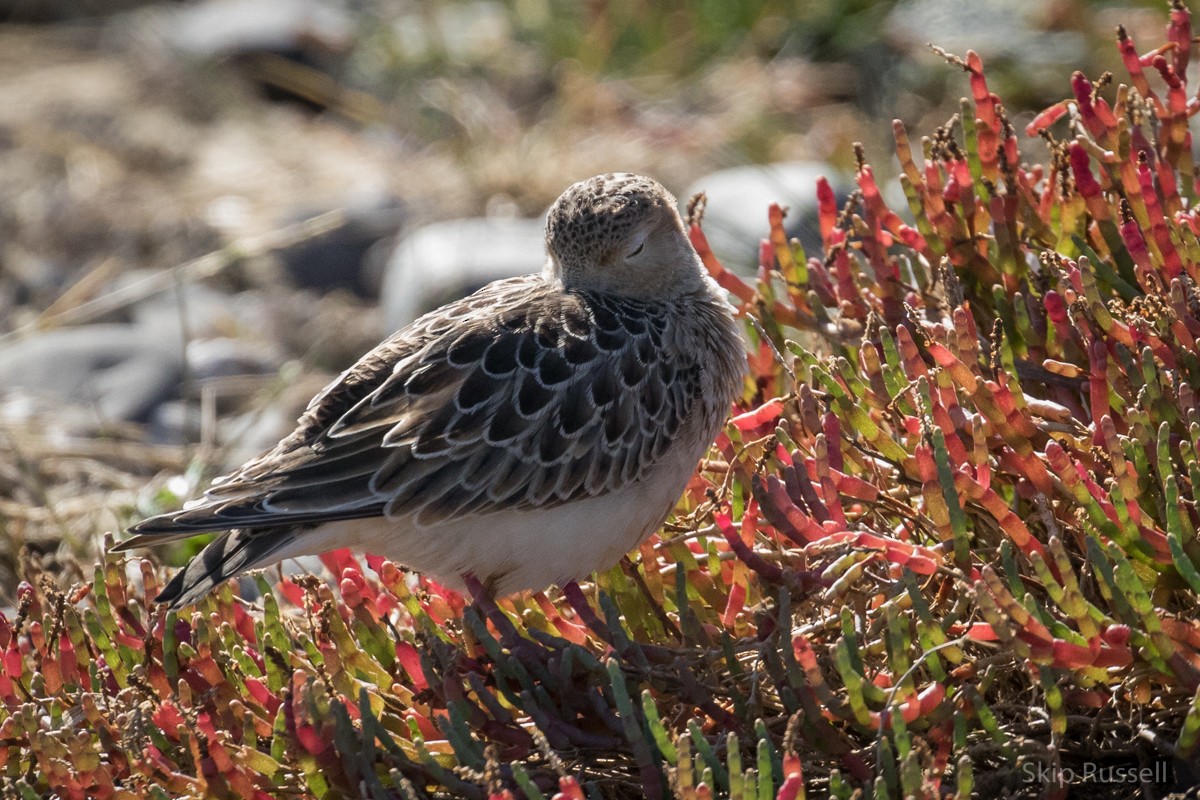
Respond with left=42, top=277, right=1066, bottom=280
left=619, top=556, right=682, bottom=641
left=461, top=572, right=498, bottom=616
left=461, top=572, right=524, bottom=647
left=561, top=580, right=610, bottom=642
left=459, top=572, right=491, bottom=659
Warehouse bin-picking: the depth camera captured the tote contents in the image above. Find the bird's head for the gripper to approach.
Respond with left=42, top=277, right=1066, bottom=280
left=544, top=173, right=705, bottom=299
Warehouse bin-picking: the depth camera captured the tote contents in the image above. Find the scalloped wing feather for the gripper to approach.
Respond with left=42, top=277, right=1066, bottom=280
left=126, top=275, right=708, bottom=540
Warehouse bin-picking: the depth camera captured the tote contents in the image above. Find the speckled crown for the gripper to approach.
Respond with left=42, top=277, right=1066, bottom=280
left=545, top=173, right=676, bottom=267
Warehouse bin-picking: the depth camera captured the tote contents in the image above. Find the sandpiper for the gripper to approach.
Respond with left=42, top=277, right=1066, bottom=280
left=115, top=173, right=747, bottom=608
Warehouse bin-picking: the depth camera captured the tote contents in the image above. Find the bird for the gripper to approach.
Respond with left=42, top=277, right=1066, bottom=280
left=114, top=173, right=747, bottom=609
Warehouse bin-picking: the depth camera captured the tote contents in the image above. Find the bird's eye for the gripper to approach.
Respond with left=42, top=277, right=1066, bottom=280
left=626, top=241, right=645, bottom=259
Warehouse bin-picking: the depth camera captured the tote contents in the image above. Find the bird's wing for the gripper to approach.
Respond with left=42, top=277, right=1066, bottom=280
left=120, top=278, right=702, bottom=541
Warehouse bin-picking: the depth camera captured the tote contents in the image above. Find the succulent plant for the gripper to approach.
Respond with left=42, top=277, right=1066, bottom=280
left=5, top=4, right=1200, bottom=798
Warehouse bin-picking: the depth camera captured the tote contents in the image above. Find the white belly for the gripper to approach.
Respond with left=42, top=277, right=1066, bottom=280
left=279, top=438, right=702, bottom=595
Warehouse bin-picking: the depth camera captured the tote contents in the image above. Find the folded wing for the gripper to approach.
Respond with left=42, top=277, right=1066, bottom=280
left=118, top=277, right=701, bottom=547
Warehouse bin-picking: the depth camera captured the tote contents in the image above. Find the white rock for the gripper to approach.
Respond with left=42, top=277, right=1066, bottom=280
left=381, top=217, right=545, bottom=332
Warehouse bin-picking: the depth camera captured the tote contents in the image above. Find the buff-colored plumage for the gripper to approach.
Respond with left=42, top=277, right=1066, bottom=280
left=115, top=173, right=746, bottom=608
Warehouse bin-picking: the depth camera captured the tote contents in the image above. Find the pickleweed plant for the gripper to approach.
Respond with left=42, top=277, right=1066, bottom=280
left=5, top=4, right=1200, bottom=798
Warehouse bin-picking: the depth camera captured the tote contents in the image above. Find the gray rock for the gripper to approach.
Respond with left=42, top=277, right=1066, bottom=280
left=276, top=202, right=406, bottom=299
left=144, top=338, right=281, bottom=444
left=153, top=0, right=353, bottom=58
left=186, top=337, right=278, bottom=383
left=885, top=0, right=1085, bottom=67
left=381, top=217, right=545, bottom=332
left=118, top=0, right=356, bottom=112
left=146, top=399, right=199, bottom=443
left=0, top=325, right=182, bottom=424
left=128, top=280, right=245, bottom=343
left=683, top=162, right=849, bottom=275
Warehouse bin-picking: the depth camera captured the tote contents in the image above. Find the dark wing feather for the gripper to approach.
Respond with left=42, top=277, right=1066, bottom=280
left=151, top=528, right=298, bottom=609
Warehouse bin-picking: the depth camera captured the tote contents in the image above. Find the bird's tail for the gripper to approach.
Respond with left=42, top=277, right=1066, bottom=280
left=151, top=528, right=297, bottom=610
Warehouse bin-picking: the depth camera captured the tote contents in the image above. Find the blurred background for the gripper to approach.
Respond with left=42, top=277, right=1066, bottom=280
left=0, top=0, right=1177, bottom=603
